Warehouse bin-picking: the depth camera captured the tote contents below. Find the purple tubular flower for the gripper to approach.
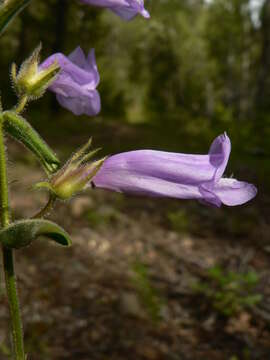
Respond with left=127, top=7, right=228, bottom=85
left=92, top=133, right=257, bottom=207
left=40, top=47, right=100, bottom=116
left=80, top=0, right=150, bottom=20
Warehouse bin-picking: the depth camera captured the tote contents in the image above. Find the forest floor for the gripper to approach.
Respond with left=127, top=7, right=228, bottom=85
left=0, top=124, right=270, bottom=360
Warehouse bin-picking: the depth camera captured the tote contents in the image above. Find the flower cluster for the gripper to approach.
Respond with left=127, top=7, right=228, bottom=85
left=19, top=0, right=256, bottom=207
left=0, top=1, right=258, bottom=359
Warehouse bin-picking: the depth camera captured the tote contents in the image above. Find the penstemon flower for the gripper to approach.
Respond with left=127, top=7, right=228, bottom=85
left=40, top=47, right=100, bottom=116
left=80, top=0, right=150, bottom=20
left=92, top=133, right=257, bottom=207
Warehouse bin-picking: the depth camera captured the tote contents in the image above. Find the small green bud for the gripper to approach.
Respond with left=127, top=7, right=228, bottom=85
left=36, top=139, right=106, bottom=200
left=3, top=110, right=60, bottom=174
left=12, top=44, right=60, bottom=100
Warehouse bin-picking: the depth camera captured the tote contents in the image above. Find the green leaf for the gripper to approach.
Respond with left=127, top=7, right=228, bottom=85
left=0, top=0, right=32, bottom=36
left=243, top=271, right=259, bottom=286
left=3, top=111, right=60, bottom=174
left=242, top=294, right=262, bottom=307
left=0, top=219, right=71, bottom=248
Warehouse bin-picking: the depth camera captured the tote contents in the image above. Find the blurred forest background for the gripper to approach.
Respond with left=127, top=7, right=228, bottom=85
left=0, top=0, right=267, bottom=187
left=1, top=1, right=270, bottom=359
left=0, top=0, right=269, bottom=153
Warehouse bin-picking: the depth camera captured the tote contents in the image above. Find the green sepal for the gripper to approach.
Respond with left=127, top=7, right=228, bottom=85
left=3, top=110, right=60, bottom=174
left=0, top=219, right=71, bottom=248
left=13, top=44, right=61, bottom=100
left=0, top=0, right=32, bottom=36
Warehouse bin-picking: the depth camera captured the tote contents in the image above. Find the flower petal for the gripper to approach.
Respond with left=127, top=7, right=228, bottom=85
left=93, top=134, right=257, bottom=207
left=86, top=49, right=100, bottom=86
left=80, top=0, right=149, bottom=20
left=208, top=132, right=231, bottom=182
left=41, top=51, right=97, bottom=86
left=93, top=134, right=231, bottom=190
left=93, top=165, right=203, bottom=200
left=110, top=4, right=150, bottom=20
left=67, top=47, right=100, bottom=86
left=40, top=48, right=101, bottom=116
left=68, top=46, right=88, bottom=68
left=56, top=90, right=101, bottom=116
left=200, top=178, right=257, bottom=206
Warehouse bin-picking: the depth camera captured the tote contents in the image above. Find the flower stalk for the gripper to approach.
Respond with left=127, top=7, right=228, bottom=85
left=14, top=95, right=28, bottom=114
left=32, top=194, right=56, bottom=219
left=0, top=115, right=25, bottom=360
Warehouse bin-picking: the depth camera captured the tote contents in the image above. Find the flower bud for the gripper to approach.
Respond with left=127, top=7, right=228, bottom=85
left=36, top=139, right=106, bottom=200
left=12, top=44, right=60, bottom=100
left=3, top=110, right=60, bottom=174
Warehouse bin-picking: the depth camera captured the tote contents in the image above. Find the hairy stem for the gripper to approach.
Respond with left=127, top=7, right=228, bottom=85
left=14, top=95, right=28, bottom=114
left=0, top=116, right=25, bottom=360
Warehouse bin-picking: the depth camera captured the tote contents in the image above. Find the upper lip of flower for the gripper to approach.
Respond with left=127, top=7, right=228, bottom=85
left=208, top=132, right=231, bottom=182
left=96, top=132, right=230, bottom=186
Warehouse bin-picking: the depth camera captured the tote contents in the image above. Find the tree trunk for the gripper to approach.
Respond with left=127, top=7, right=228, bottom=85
left=255, top=0, right=270, bottom=113
left=51, top=0, right=68, bottom=112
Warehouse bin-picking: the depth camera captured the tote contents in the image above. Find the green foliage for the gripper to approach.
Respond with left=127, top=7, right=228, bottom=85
left=0, top=1, right=262, bottom=130
left=193, top=266, right=262, bottom=317
left=131, top=261, right=163, bottom=322
left=230, top=348, right=251, bottom=360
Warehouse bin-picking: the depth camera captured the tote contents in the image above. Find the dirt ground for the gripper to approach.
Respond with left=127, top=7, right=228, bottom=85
left=0, top=139, right=270, bottom=360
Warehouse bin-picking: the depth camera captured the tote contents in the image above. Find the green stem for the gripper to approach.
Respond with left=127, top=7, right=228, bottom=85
left=32, top=194, right=56, bottom=219
left=0, top=116, right=25, bottom=360
left=0, top=0, right=32, bottom=36
left=14, top=95, right=28, bottom=114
